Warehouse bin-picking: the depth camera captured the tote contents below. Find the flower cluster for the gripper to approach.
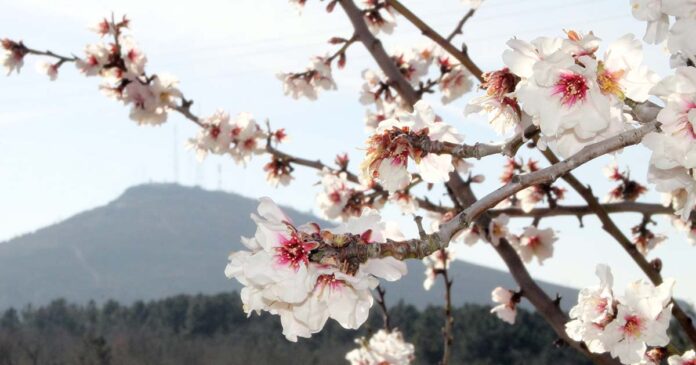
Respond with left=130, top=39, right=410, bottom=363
left=644, top=67, right=696, bottom=220
left=72, top=17, right=188, bottom=125
left=668, top=350, right=696, bottom=365
left=490, top=286, right=519, bottom=324
left=316, top=169, right=385, bottom=221
left=225, top=198, right=407, bottom=341
left=187, top=110, right=266, bottom=164
left=361, top=0, right=398, bottom=35
left=360, top=101, right=463, bottom=192
left=421, top=248, right=451, bottom=291
left=466, top=67, right=522, bottom=135
left=630, top=0, right=696, bottom=65
left=345, top=329, right=415, bottom=365
left=277, top=56, right=337, bottom=100
left=631, top=219, right=666, bottom=256
left=436, top=52, right=474, bottom=104
left=499, top=158, right=566, bottom=212
left=502, top=31, right=658, bottom=157
left=603, top=162, right=648, bottom=203
left=566, top=264, right=674, bottom=364
left=1, top=39, right=27, bottom=75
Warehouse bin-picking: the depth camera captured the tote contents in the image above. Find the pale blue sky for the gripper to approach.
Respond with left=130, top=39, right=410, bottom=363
left=2, top=0, right=694, bottom=305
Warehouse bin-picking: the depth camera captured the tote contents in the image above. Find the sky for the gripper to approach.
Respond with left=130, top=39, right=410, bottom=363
left=2, top=0, right=695, bottom=307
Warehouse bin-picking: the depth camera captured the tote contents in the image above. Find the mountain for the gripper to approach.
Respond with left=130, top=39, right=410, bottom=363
left=0, top=183, right=579, bottom=311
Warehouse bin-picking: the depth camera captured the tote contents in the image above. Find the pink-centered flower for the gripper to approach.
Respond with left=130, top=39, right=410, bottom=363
left=225, top=200, right=407, bottom=341
left=345, top=329, right=415, bottom=365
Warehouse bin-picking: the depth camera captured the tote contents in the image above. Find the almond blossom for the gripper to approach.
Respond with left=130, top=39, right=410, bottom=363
left=600, top=279, right=674, bottom=364
left=345, top=329, right=415, bottom=365
left=630, top=0, right=670, bottom=44
left=566, top=264, right=616, bottom=354
left=504, top=31, right=656, bottom=157
left=277, top=56, right=336, bottom=100
left=490, top=287, right=518, bottom=324
left=360, top=101, right=462, bottom=192
left=465, top=67, right=522, bottom=135
left=489, top=214, right=510, bottom=246
left=225, top=199, right=407, bottom=341
left=36, top=60, right=58, bottom=81
left=1, top=39, right=27, bottom=75
left=316, top=169, right=378, bottom=221
left=512, top=226, right=557, bottom=265
left=668, top=350, right=696, bottom=365
left=566, top=264, right=675, bottom=364
left=187, top=110, right=266, bottom=163
left=361, top=0, right=397, bottom=35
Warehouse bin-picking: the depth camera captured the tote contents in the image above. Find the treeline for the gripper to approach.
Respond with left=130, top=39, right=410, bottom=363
left=0, top=292, right=606, bottom=364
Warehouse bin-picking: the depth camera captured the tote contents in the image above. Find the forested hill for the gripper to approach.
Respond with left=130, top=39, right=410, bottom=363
left=0, top=183, right=579, bottom=310
left=0, top=293, right=593, bottom=365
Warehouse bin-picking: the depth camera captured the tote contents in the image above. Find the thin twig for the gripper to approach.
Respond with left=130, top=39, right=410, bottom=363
left=445, top=8, right=475, bottom=42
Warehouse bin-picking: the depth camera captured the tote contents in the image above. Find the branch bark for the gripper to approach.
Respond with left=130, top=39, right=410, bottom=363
left=385, top=0, right=484, bottom=82
left=438, top=121, right=660, bottom=243
left=338, top=0, right=420, bottom=110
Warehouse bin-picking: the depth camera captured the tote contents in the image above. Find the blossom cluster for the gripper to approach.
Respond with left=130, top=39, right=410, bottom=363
left=566, top=264, right=674, bottom=364
left=603, top=162, right=648, bottom=203
left=643, top=67, right=696, bottom=222
left=345, top=329, right=415, bottom=365
left=630, top=0, right=696, bottom=66
left=498, top=158, right=566, bottom=213
left=316, top=168, right=385, bottom=221
left=277, top=56, right=337, bottom=100
left=361, top=45, right=473, bottom=132
left=187, top=110, right=267, bottom=164
left=486, top=31, right=658, bottom=157
left=360, top=101, right=463, bottom=192
left=225, top=198, right=407, bottom=341
left=488, top=214, right=557, bottom=265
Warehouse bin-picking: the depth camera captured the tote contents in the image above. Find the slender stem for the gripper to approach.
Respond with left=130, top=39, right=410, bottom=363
left=438, top=249, right=453, bottom=365
left=375, top=285, right=391, bottom=331
left=446, top=8, right=475, bottom=42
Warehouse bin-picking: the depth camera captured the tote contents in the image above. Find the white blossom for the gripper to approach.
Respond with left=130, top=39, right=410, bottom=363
left=277, top=57, right=336, bottom=100
left=225, top=200, right=406, bottom=341
left=490, top=287, right=517, bottom=324
left=346, top=329, right=415, bottom=365
left=668, top=350, right=696, bottom=365
left=512, top=226, right=557, bottom=265
left=361, top=101, right=463, bottom=192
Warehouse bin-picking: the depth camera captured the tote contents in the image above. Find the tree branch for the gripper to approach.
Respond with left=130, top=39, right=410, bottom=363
left=338, top=0, right=420, bottom=110
left=385, top=0, right=484, bottom=82
left=438, top=121, right=660, bottom=243
left=490, top=202, right=674, bottom=219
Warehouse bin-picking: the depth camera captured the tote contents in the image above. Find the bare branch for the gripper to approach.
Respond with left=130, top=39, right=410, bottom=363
left=490, top=202, right=674, bottom=219
left=385, top=0, right=484, bottom=82
left=446, top=8, right=475, bottom=42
